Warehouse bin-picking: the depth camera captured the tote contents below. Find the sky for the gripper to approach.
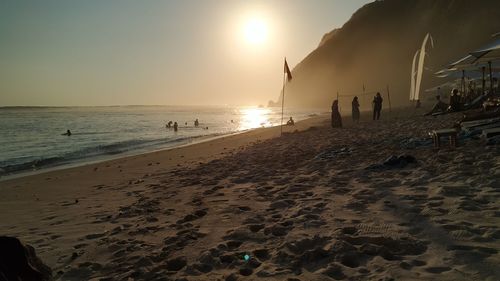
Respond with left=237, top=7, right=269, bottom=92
left=0, top=0, right=372, bottom=106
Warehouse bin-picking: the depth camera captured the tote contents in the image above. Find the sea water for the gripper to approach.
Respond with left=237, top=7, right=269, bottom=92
left=0, top=105, right=320, bottom=178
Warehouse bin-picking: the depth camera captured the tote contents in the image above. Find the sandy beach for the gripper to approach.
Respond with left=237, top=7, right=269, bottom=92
left=1, top=109, right=499, bottom=281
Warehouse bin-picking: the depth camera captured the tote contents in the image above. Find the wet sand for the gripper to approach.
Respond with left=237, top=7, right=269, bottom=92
left=1, top=109, right=499, bottom=280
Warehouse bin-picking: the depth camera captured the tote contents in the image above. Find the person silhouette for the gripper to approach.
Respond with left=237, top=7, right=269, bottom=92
left=372, top=92, right=383, bottom=120
left=449, top=88, right=461, bottom=112
left=173, top=122, right=178, bottom=132
left=352, top=96, right=360, bottom=122
left=62, top=130, right=71, bottom=136
left=331, top=100, right=342, bottom=128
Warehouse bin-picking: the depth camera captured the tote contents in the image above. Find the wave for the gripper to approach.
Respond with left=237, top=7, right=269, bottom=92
left=0, top=135, right=202, bottom=176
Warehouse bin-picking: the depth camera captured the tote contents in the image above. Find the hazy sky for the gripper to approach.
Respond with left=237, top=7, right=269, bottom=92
left=0, top=0, right=372, bottom=106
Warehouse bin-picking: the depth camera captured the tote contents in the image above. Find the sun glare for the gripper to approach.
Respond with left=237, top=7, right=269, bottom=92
left=243, top=17, right=268, bottom=45
left=239, top=107, right=271, bottom=130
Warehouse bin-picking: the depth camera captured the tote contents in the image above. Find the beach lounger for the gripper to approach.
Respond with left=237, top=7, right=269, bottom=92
left=430, top=129, right=458, bottom=148
left=461, top=110, right=500, bottom=122
left=481, top=127, right=500, bottom=139
left=460, top=117, right=500, bottom=129
left=464, top=93, right=488, bottom=110
left=431, top=111, right=448, bottom=117
left=463, top=123, right=500, bottom=136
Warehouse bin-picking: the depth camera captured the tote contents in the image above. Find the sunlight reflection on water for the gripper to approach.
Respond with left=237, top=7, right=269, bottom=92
left=238, top=107, right=273, bottom=130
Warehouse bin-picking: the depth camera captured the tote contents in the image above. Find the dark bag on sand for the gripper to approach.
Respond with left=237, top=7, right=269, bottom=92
left=0, top=236, right=52, bottom=281
left=383, top=155, right=416, bottom=167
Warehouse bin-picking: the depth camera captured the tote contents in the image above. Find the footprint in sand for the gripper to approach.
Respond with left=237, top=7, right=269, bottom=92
left=166, top=256, right=187, bottom=271
left=247, top=224, right=265, bottom=233
left=84, top=232, right=106, bottom=240
left=176, top=208, right=208, bottom=224
left=447, top=244, right=498, bottom=264
left=321, top=263, right=346, bottom=280
left=61, top=267, right=93, bottom=280
left=252, top=248, right=270, bottom=261
left=425, top=266, right=451, bottom=273
left=42, top=215, right=57, bottom=221
left=263, top=225, right=289, bottom=237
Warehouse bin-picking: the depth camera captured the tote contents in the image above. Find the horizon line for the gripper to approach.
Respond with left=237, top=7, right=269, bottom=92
left=0, top=104, right=283, bottom=109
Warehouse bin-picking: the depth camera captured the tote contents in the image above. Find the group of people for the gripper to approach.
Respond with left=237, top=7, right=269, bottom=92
left=331, top=92, right=384, bottom=128
left=166, top=121, right=179, bottom=131
left=425, top=88, right=463, bottom=116
left=166, top=118, right=209, bottom=132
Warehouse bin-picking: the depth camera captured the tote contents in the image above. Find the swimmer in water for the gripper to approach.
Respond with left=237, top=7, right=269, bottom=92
left=62, top=129, right=71, bottom=136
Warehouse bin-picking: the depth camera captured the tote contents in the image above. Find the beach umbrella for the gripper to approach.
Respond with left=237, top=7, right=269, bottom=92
left=445, top=52, right=500, bottom=94
left=470, top=37, right=500, bottom=63
left=469, top=38, right=500, bottom=93
left=448, top=54, right=477, bottom=70
left=445, top=55, right=482, bottom=94
left=435, top=68, right=456, bottom=78
left=435, top=68, right=483, bottom=79
left=424, top=81, right=460, bottom=93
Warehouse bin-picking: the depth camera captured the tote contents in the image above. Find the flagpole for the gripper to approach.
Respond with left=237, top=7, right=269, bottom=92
left=386, top=84, right=392, bottom=113
left=280, top=58, right=286, bottom=137
left=336, top=91, right=340, bottom=113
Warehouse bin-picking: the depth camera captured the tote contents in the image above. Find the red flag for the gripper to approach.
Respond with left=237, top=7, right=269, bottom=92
left=284, top=59, right=292, bottom=81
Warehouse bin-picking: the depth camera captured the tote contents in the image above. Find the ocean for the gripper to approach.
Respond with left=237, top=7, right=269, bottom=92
left=0, top=105, right=320, bottom=178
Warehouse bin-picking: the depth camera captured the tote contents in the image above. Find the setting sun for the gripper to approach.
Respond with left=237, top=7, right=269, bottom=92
left=243, top=17, right=268, bottom=45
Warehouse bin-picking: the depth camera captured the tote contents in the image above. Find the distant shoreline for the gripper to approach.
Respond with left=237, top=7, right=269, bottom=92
left=0, top=114, right=325, bottom=182
left=0, top=105, right=313, bottom=109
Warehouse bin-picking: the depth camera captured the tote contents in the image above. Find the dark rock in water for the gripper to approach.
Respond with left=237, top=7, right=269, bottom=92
left=0, top=236, right=52, bottom=281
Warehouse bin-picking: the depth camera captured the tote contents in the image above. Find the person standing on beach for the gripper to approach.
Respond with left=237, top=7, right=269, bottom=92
left=449, top=88, right=461, bottom=112
left=173, top=122, right=178, bottom=132
left=352, top=96, right=360, bottom=122
left=331, top=100, right=342, bottom=128
left=372, top=92, right=383, bottom=120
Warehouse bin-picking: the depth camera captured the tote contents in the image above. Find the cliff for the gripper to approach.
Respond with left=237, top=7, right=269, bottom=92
left=281, top=0, right=500, bottom=110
